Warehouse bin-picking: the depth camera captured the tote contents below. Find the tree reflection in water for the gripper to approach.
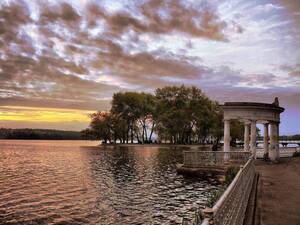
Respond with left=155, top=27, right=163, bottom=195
left=0, top=141, right=220, bottom=225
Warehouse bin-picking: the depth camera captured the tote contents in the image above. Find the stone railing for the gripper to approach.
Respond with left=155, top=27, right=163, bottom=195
left=183, top=151, right=251, bottom=168
left=256, top=147, right=298, bottom=158
left=201, top=156, right=255, bottom=225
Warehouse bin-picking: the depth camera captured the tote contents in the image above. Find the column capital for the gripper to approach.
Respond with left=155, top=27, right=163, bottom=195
left=270, top=121, right=280, bottom=125
left=243, top=120, right=251, bottom=125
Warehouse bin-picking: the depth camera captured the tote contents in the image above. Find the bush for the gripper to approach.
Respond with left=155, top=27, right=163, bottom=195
left=293, top=150, right=300, bottom=157
left=206, top=188, right=225, bottom=208
left=206, top=166, right=239, bottom=208
left=225, top=166, right=240, bottom=185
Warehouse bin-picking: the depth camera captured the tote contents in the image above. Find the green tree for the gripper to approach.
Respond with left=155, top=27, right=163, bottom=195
left=155, top=85, right=219, bottom=144
left=111, top=92, right=157, bottom=143
left=111, top=92, right=143, bottom=143
left=86, top=85, right=227, bottom=145
left=80, top=128, right=96, bottom=140
left=230, top=120, right=244, bottom=146
left=109, top=113, right=128, bottom=143
left=89, top=111, right=112, bottom=144
left=137, top=93, right=157, bottom=143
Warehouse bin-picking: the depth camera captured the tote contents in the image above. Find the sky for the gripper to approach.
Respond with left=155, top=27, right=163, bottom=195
left=0, top=0, right=299, bottom=134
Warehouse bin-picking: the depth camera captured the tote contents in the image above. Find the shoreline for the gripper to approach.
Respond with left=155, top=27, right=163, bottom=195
left=99, top=143, right=213, bottom=148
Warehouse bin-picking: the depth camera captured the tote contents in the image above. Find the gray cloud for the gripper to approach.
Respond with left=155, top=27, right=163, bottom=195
left=0, top=0, right=298, bottom=122
left=0, top=1, right=31, bottom=44
left=279, top=63, right=300, bottom=77
left=40, top=2, right=80, bottom=24
left=92, top=41, right=207, bottom=85
left=87, top=0, right=230, bottom=41
left=1, top=0, right=218, bottom=111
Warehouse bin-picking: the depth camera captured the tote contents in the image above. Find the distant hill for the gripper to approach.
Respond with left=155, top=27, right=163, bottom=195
left=0, top=128, right=83, bottom=140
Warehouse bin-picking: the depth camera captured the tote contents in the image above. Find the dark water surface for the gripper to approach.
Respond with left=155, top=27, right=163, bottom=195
left=0, top=141, right=219, bottom=225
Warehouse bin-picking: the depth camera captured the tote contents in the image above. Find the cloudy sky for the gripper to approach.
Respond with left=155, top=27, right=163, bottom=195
left=0, top=0, right=299, bottom=134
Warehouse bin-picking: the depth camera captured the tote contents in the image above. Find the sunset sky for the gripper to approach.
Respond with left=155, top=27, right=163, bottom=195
left=0, top=0, right=299, bottom=134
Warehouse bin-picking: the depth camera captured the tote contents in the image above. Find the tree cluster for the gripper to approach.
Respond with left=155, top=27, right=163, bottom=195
left=85, top=86, right=237, bottom=145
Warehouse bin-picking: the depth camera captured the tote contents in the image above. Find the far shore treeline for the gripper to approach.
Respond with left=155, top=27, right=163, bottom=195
left=0, top=128, right=83, bottom=140
left=82, top=85, right=244, bottom=145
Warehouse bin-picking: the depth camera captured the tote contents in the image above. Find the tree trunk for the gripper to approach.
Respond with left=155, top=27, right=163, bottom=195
left=149, top=123, right=155, bottom=142
left=130, top=123, right=134, bottom=143
left=126, top=123, right=130, bottom=143
left=142, top=124, right=145, bottom=143
left=136, top=133, right=140, bottom=144
left=144, top=125, right=148, bottom=142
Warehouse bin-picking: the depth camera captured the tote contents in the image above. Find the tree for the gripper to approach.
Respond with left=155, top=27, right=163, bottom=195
left=86, top=85, right=226, bottom=145
left=155, top=85, right=220, bottom=144
left=89, top=111, right=112, bottom=144
left=80, top=128, right=96, bottom=140
left=111, top=92, right=157, bottom=143
left=230, top=120, right=244, bottom=146
left=137, top=93, right=157, bottom=143
left=109, top=113, right=128, bottom=143
left=206, top=102, right=223, bottom=149
left=111, top=92, right=141, bottom=143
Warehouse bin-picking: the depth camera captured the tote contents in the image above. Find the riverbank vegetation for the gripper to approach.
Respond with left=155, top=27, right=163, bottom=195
left=206, top=166, right=240, bottom=208
left=83, top=85, right=243, bottom=145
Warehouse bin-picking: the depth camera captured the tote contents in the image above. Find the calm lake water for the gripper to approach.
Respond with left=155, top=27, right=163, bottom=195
left=0, top=140, right=219, bottom=225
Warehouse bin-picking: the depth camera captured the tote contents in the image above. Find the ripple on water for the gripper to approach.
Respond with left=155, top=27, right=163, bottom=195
left=0, top=141, right=220, bottom=225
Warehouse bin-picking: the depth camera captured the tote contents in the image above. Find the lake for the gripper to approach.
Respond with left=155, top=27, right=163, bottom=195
left=0, top=140, right=219, bottom=225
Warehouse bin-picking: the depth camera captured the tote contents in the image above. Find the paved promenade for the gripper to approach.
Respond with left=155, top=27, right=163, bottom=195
left=255, top=157, right=300, bottom=225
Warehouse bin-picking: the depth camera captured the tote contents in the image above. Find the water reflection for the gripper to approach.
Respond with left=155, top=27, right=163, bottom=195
left=0, top=141, right=219, bottom=225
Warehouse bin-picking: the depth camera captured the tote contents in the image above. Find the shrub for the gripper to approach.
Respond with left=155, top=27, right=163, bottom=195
left=206, top=188, right=225, bottom=208
left=293, top=150, right=300, bottom=157
left=206, top=166, right=240, bottom=208
left=225, top=166, right=240, bottom=185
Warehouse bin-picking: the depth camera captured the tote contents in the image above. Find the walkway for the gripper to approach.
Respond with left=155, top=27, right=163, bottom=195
left=255, top=157, right=300, bottom=225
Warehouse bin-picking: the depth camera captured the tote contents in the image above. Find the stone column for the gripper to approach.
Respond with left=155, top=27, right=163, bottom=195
left=269, top=122, right=279, bottom=162
left=244, top=123, right=250, bottom=151
left=250, top=120, right=257, bottom=159
left=224, top=119, right=231, bottom=152
left=263, top=123, right=269, bottom=160
left=275, top=122, right=280, bottom=160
